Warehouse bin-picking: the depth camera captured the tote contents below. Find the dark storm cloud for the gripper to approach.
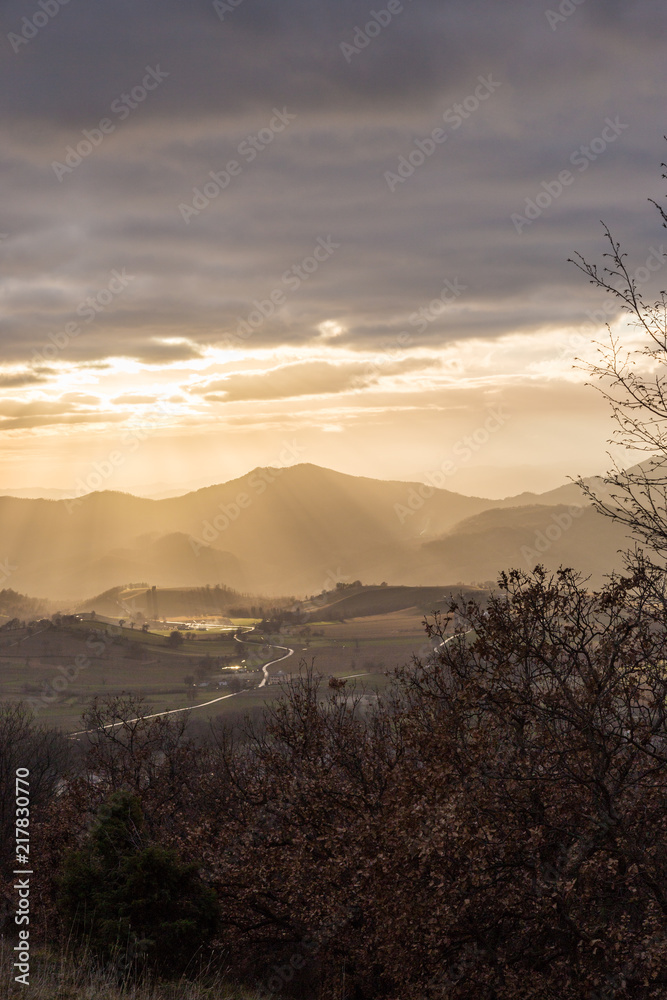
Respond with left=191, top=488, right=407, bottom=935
left=0, top=0, right=665, bottom=369
left=0, top=0, right=663, bottom=121
left=0, top=0, right=464, bottom=123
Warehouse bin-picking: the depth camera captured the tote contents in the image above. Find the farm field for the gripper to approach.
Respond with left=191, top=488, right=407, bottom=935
left=0, top=609, right=440, bottom=731
left=303, top=584, right=484, bottom=621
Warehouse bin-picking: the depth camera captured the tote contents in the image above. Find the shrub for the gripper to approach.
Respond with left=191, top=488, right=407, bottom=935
left=58, top=791, right=218, bottom=975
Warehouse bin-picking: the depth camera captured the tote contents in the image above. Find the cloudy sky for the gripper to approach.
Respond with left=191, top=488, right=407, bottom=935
left=0, top=0, right=665, bottom=497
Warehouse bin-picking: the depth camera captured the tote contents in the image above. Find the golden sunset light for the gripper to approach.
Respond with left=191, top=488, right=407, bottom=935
left=2, top=3, right=667, bottom=995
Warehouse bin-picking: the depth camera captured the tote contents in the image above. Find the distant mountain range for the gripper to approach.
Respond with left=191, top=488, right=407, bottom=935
left=0, top=479, right=206, bottom=501
left=0, top=464, right=629, bottom=601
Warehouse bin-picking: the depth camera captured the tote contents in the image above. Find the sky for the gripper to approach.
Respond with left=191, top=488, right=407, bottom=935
left=0, top=0, right=666, bottom=498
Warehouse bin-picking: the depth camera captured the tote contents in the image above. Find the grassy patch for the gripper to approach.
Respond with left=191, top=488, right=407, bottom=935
left=0, top=944, right=260, bottom=999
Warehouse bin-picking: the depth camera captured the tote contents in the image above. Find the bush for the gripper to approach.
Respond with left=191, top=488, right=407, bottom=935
left=58, top=791, right=218, bottom=975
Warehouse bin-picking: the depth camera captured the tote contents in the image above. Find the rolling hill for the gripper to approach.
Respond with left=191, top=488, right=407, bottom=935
left=0, top=463, right=629, bottom=601
left=421, top=504, right=629, bottom=585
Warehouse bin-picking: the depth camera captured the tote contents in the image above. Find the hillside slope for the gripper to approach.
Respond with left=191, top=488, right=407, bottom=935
left=421, top=505, right=629, bottom=587
left=0, top=464, right=627, bottom=599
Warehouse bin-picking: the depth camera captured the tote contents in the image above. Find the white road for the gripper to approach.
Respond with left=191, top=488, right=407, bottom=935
left=68, top=689, right=244, bottom=737
left=68, top=626, right=294, bottom=737
left=234, top=627, right=294, bottom=688
left=258, top=645, right=294, bottom=687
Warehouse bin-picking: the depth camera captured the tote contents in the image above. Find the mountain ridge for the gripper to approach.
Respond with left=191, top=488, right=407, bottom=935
left=0, top=463, right=627, bottom=601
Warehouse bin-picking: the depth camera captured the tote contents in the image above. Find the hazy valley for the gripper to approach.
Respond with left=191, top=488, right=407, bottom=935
left=0, top=463, right=627, bottom=604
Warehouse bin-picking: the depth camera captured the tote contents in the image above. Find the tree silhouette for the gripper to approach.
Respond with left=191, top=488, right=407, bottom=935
left=571, top=154, right=667, bottom=566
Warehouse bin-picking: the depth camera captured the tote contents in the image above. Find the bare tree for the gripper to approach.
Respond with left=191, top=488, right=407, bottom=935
left=570, top=154, right=667, bottom=561
left=0, top=702, right=70, bottom=868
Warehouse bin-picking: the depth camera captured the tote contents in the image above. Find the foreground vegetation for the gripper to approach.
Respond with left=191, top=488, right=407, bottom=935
left=0, top=944, right=259, bottom=1000
left=5, top=565, right=667, bottom=997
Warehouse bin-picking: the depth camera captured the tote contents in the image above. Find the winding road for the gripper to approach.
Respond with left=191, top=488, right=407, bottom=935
left=68, top=626, right=295, bottom=737
left=258, top=645, right=294, bottom=687
left=234, top=626, right=295, bottom=688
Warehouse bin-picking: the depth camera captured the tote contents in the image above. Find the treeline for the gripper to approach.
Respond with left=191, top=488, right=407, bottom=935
left=5, top=566, right=667, bottom=998
left=76, top=584, right=298, bottom=621
left=0, top=588, right=48, bottom=621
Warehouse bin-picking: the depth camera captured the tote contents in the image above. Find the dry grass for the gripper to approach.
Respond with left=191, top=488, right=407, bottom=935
left=0, top=944, right=260, bottom=1000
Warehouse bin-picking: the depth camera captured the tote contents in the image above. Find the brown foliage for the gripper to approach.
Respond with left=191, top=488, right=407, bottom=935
left=34, top=566, right=667, bottom=998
